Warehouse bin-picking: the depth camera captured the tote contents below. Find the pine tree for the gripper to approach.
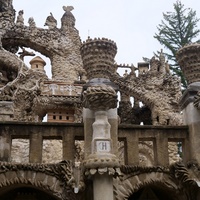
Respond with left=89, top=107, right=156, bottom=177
left=154, top=0, right=200, bottom=89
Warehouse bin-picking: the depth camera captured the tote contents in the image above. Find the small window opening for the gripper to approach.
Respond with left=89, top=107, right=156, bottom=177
left=166, top=119, right=170, bottom=125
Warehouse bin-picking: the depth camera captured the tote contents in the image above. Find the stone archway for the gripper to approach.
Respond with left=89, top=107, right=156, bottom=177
left=113, top=169, right=179, bottom=200
left=0, top=161, right=77, bottom=200
left=128, top=185, right=176, bottom=200
left=0, top=170, right=64, bottom=199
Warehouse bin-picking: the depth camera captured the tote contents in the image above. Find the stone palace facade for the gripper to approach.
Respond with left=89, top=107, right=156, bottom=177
left=0, top=0, right=200, bottom=199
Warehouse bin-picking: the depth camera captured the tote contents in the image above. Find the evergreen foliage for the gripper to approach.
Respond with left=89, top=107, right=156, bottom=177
left=154, top=0, right=200, bottom=89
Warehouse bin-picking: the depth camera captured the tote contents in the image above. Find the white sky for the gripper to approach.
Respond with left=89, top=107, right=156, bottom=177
left=13, top=0, right=200, bottom=77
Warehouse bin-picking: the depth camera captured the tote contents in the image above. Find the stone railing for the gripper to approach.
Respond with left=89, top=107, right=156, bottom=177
left=118, top=124, right=189, bottom=166
left=0, top=122, right=189, bottom=166
left=0, top=122, right=84, bottom=162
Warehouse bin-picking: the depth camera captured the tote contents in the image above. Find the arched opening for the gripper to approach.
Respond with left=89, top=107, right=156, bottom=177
left=0, top=186, right=59, bottom=200
left=128, top=185, right=176, bottom=200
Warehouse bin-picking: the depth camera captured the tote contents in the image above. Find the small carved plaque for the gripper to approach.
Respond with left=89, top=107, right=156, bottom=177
left=96, top=140, right=111, bottom=152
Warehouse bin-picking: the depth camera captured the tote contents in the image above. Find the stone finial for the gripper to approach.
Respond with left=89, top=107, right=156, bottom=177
left=16, top=10, right=24, bottom=26
left=165, top=60, right=171, bottom=74
left=61, top=5, right=75, bottom=30
left=177, top=43, right=200, bottom=85
left=63, top=6, right=74, bottom=12
left=28, top=17, right=36, bottom=28
left=44, top=12, right=57, bottom=29
left=80, top=38, right=117, bottom=79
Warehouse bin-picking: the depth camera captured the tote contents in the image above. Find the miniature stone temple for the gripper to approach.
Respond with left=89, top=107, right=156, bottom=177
left=1, top=1, right=200, bottom=200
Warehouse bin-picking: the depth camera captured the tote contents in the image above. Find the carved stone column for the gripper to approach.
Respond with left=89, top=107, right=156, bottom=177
left=82, top=84, right=120, bottom=200
left=177, top=43, right=200, bottom=163
left=81, top=37, right=121, bottom=199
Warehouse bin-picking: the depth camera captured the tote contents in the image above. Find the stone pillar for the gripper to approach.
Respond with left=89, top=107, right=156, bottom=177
left=0, top=129, right=11, bottom=161
left=82, top=84, right=120, bottom=200
left=93, top=174, right=114, bottom=200
left=81, top=37, right=121, bottom=199
left=177, top=43, right=200, bottom=163
left=63, top=128, right=75, bottom=161
left=118, top=92, right=132, bottom=124
left=29, top=133, right=42, bottom=163
left=179, top=83, right=200, bottom=163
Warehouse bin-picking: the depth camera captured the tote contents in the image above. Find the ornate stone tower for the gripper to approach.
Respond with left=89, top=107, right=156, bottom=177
left=81, top=38, right=120, bottom=200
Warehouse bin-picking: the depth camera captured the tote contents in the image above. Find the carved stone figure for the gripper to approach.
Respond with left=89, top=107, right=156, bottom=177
left=16, top=10, right=24, bottom=26
left=45, top=12, right=57, bottom=29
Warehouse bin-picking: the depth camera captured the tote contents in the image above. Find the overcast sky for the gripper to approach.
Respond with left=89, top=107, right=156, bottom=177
left=13, top=0, right=200, bottom=76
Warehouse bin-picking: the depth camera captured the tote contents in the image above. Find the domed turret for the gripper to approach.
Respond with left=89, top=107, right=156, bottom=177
left=30, top=56, right=46, bottom=73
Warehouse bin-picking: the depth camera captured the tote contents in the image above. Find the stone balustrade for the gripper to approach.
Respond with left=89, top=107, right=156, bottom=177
left=118, top=124, right=189, bottom=166
left=0, top=122, right=189, bottom=166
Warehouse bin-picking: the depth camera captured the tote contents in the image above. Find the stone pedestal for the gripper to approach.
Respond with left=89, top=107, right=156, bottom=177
left=180, top=83, right=200, bottom=124
left=83, top=108, right=119, bottom=169
left=180, top=83, right=200, bottom=163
